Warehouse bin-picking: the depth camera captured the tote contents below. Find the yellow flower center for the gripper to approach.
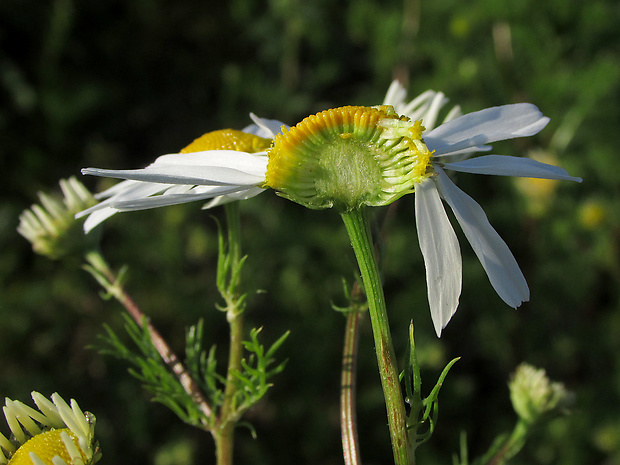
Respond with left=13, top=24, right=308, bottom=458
left=265, top=105, right=433, bottom=210
left=7, top=429, right=85, bottom=465
left=180, top=129, right=271, bottom=153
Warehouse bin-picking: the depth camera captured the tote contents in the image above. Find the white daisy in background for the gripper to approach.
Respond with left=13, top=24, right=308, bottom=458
left=77, top=114, right=288, bottom=233
left=0, top=392, right=100, bottom=465
left=80, top=82, right=581, bottom=335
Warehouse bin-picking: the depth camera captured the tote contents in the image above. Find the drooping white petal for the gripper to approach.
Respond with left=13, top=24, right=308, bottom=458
left=202, top=186, right=266, bottom=209
left=415, top=178, right=462, bottom=337
left=443, top=155, right=583, bottom=182
left=77, top=181, right=175, bottom=232
left=435, top=167, right=530, bottom=307
left=81, top=165, right=266, bottom=187
left=425, top=104, right=550, bottom=156
left=106, top=186, right=255, bottom=211
left=83, top=207, right=117, bottom=233
left=93, top=179, right=143, bottom=199
left=78, top=182, right=171, bottom=217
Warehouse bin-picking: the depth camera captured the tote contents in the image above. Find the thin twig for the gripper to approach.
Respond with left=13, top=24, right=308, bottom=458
left=85, top=250, right=213, bottom=421
left=341, top=308, right=362, bottom=465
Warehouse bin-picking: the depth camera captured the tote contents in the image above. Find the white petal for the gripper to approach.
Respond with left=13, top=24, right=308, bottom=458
left=436, top=168, right=530, bottom=307
left=202, top=186, right=266, bottom=209
left=93, top=179, right=141, bottom=199
left=78, top=182, right=171, bottom=218
left=425, top=104, right=550, bottom=156
left=443, top=155, right=583, bottom=182
left=418, top=92, right=449, bottom=131
left=432, top=145, right=493, bottom=159
left=382, top=80, right=407, bottom=107
left=81, top=165, right=265, bottom=187
left=29, top=453, right=48, bottom=465
left=443, top=105, right=463, bottom=124
left=108, top=186, right=252, bottom=211
left=151, top=150, right=268, bottom=174
left=415, top=178, right=462, bottom=337
left=83, top=207, right=117, bottom=233
left=402, top=90, right=440, bottom=120
left=244, top=113, right=289, bottom=138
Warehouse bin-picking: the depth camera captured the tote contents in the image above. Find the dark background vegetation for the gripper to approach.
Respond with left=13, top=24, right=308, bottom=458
left=2, top=0, right=619, bottom=463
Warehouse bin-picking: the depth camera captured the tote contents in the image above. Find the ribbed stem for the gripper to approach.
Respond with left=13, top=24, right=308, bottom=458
left=340, top=208, right=410, bottom=465
left=217, top=202, right=246, bottom=465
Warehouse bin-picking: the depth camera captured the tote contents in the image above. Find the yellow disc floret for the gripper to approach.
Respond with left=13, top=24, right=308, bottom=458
left=180, top=129, right=271, bottom=154
left=7, top=429, right=85, bottom=465
left=265, top=105, right=434, bottom=210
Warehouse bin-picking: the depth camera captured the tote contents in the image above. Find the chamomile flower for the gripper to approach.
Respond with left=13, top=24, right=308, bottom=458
left=81, top=84, right=581, bottom=335
left=77, top=113, right=288, bottom=233
left=0, top=392, right=100, bottom=465
left=18, top=177, right=100, bottom=260
left=383, top=81, right=581, bottom=334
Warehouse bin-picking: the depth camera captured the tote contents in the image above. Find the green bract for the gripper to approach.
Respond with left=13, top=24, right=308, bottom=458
left=265, top=105, right=433, bottom=211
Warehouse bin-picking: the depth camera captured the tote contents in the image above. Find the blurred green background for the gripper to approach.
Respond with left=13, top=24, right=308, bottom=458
left=1, top=0, right=619, bottom=463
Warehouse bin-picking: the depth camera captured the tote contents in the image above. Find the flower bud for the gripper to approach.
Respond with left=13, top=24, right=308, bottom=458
left=509, top=363, right=572, bottom=424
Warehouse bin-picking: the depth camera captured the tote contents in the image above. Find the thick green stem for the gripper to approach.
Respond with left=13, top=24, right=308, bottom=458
left=340, top=208, right=411, bottom=465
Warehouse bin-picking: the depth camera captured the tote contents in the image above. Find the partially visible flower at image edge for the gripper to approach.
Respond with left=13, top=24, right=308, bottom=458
left=80, top=81, right=582, bottom=335
left=0, top=392, right=100, bottom=465
left=76, top=113, right=288, bottom=233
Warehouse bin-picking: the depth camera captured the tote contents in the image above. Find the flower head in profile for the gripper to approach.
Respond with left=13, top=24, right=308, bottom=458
left=80, top=81, right=581, bottom=335
left=18, top=178, right=100, bottom=260
left=0, top=392, right=100, bottom=465
left=509, top=363, right=572, bottom=425
left=77, top=114, right=287, bottom=233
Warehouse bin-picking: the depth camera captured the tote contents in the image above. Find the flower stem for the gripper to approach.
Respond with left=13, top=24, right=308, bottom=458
left=341, top=308, right=362, bottom=465
left=485, top=420, right=529, bottom=465
left=83, top=249, right=213, bottom=421
left=216, top=202, right=247, bottom=465
left=340, top=208, right=411, bottom=465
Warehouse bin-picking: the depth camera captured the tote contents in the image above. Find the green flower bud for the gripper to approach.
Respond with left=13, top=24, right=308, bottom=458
left=509, top=363, right=572, bottom=425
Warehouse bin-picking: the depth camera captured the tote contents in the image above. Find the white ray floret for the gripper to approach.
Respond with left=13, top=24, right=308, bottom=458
left=384, top=80, right=581, bottom=335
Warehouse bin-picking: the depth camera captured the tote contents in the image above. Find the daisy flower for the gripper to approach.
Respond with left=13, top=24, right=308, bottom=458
left=382, top=81, right=581, bottom=334
left=77, top=114, right=288, bottom=233
left=81, top=83, right=581, bottom=335
left=0, top=392, right=100, bottom=465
